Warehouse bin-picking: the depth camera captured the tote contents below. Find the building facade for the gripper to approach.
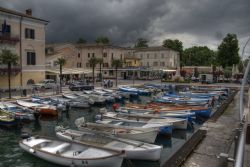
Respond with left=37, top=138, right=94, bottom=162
left=0, top=7, right=48, bottom=89
left=45, top=43, right=180, bottom=81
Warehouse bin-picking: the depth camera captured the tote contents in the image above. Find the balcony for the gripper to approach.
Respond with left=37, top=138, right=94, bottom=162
left=0, top=66, right=21, bottom=76
left=0, top=34, right=19, bottom=44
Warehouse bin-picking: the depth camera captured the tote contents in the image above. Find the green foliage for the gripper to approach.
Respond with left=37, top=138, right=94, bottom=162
left=182, top=46, right=216, bottom=66
left=0, top=49, right=19, bottom=65
left=55, top=57, right=66, bottom=66
left=217, top=33, right=240, bottom=68
left=88, top=57, right=99, bottom=68
left=162, top=39, right=183, bottom=66
left=224, top=67, right=232, bottom=79
left=112, top=59, right=123, bottom=69
left=77, top=38, right=87, bottom=44
left=134, top=38, right=148, bottom=48
left=238, top=60, right=244, bottom=73
left=95, top=36, right=110, bottom=44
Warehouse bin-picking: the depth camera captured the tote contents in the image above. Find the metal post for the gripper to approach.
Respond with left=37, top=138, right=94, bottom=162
left=133, top=69, right=135, bottom=86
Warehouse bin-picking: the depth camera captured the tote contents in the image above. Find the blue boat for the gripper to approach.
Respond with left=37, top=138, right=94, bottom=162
left=0, top=110, right=16, bottom=127
left=119, top=87, right=151, bottom=96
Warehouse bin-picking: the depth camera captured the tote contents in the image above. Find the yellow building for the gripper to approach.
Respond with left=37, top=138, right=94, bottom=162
left=124, top=56, right=141, bottom=67
left=0, top=7, right=48, bottom=89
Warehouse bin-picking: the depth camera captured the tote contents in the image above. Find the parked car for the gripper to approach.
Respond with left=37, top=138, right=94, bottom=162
left=32, top=79, right=56, bottom=89
left=69, top=81, right=94, bottom=91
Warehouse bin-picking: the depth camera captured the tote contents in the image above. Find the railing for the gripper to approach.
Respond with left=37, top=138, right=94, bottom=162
left=0, top=66, right=21, bottom=76
left=0, top=34, right=19, bottom=44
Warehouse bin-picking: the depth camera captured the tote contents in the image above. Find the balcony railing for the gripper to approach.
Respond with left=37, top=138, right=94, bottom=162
left=0, top=66, right=21, bottom=76
left=0, top=34, right=20, bottom=44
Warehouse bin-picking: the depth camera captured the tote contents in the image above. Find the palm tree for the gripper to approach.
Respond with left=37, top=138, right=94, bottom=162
left=97, top=58, right=103, bottom=83
left=88, top=57, right=99, bottom=85
left=0, top=49, right=19, bottom=99
left=55, top=57, right=66, bottom=93
left=111, top=59, right=123, bottom=87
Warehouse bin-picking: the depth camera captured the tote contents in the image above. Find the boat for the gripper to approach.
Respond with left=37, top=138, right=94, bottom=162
left=16, top=100, right=58, bottom=116
left=19, top=136, right=124, bottom=167
left=119, top=87, right=151, bottom=96
left=0, top=102, right=35, bottom=121
left=95, top=117, right=173, bottom=135
left=75, top=117, right=158, bottom=143
left=100, top=111, right=188, bottom=130
left=0, top=109, right=16, bottom=126
left=55, top=127, right=162, bottom=161
left=75, top=92, right=106, bottom=105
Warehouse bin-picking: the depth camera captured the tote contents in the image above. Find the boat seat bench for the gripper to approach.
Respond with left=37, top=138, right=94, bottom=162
left=41, top=143, right=71, bottom=154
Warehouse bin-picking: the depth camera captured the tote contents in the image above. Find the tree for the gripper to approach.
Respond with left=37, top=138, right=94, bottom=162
left=217, top=33, right=240, bottom=68
left=238, top=60, right=244, bottom=73
left=134, top=38, right=148, bottom=48
left=97, top=58, right=103, bottom=82
left=111, top=59, right=123, bottom=87
left=182, top=46, right=216, bottom=66
left=55, top=57, right=66, bottom=93
left=76, top=38, right=87, bottom=44
left=95, top=36, right=110, bottom=44
left=162, top=39, right=183, bottom=66
left=88, top=57, right=99, bottom=85
left=0, top=49, right=19, bottom=99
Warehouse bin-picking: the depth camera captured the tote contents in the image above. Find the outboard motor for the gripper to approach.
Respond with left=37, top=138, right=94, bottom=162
left=21, top=132, right=31, bottom=139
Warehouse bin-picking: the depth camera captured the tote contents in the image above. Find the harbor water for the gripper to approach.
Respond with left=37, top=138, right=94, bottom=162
left=0, top=96, right=201, bottom=167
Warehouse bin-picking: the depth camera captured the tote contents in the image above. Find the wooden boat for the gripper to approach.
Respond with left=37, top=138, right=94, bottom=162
left=101, top=111, right=188, bottom=130
left=126, top=103, right=212, bottom=118
left=0, top=109, right=16, bottom=126
left=56, top=127, right=162, bottom=161
left=95, top=117, right=173, bottom=135
left=19, top=136, right=124, bottom=167
left=16, top=100, right=58, bottom=116
left=75, top=118, right=158, bottom=143
left=0, top=102, right=35, bottom=121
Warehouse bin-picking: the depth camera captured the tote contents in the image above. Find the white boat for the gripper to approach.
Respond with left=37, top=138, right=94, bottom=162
left=101, top=111, right=188, bottom=130
left=55, top=127, right=162, bottom=161
left=16, top=100, right=58, bottom=116
left=75, top=118, right=158, bottom=143
left=94, top=115, right=173, bottom=135
left=0, top=102, right=35, bottom=121
left=62, top=93, right=78, bottom=99
left=19, top=136, right=124, bottom=167
left=76, top=92, right=106, bottom=105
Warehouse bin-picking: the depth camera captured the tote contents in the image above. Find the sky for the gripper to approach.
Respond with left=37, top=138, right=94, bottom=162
left=1, top=0, right=250, bottom=57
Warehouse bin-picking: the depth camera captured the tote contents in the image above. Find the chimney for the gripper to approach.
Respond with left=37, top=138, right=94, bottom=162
left=26, top=9, right=32, bottom=16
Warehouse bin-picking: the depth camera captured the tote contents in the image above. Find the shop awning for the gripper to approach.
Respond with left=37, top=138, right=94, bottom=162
left=46, top=68, right=92, bottom=75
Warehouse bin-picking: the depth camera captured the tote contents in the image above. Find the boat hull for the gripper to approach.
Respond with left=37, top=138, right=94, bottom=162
left=19, top=141, right=123, bottom=167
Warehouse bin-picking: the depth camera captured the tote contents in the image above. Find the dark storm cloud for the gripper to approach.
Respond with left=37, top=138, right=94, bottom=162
left=1, top=0, right=250, bottom=54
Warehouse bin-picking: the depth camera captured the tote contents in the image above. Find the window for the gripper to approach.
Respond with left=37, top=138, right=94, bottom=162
left=161, top=53, right=164, bottom=58
left=147, top=54, right=149, bottom=59
left=140, top=54, right=143, bottom=59
left=2, top=24, right=11, bottom=35
left=78, top=53, right=80, bottom=58
left=111, top=53, right=114, bottom=60
left=120, top=54, right=123, bottom=60
left=103, top=63, right=109, bottom=67
left=103, top=52, right=107, bottom=58
left=154, top=53, right=157, bottom=59
left=109, top=70, right=114, bottom=76
left=25, top=28, right=35, bottom=39
left=92, top=53, right=95, bottom=57
left=27, top=52, right=36, bottom=65
left=147, top=62, right=149, bottom=66
left=88, top=53, right=91, bottom=58
left=160, top=62, right=165, bottom=66
left=153, top=62, right=158, bottom=66
left=77, top=62, right=82, bottom=68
